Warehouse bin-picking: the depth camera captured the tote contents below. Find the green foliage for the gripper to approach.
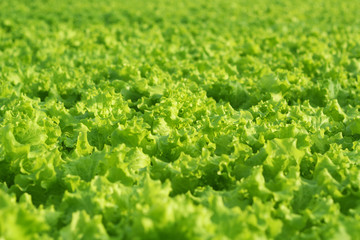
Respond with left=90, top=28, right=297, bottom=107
left=1, top=0, right=360, bottom=239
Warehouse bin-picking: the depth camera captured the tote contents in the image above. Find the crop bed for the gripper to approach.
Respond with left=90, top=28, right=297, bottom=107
left=1, top=0, right=360, bottom=239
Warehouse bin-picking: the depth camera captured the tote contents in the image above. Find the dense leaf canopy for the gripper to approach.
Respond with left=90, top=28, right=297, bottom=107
left=1, top=0, right=360, bottom=239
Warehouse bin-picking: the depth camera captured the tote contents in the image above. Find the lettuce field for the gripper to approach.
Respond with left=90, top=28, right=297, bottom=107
left=1, top=0, right=360, bottom=239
